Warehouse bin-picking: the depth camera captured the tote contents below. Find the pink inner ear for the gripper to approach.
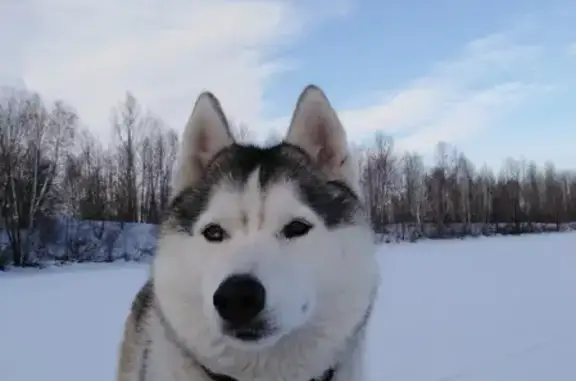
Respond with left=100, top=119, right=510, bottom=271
left=314, top=119, right=335, bottom=167
left=196, top=128, right=209, bottom=154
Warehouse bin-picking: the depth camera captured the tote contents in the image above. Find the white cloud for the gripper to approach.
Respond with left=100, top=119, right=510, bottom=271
left=251, top=31, right=548, bottom=154
left=0, top=0, right=37, bottom=88
left=10, top=1, right=560, bottom=157
left=20, top=0, right=319, bottom=141
left=568, top=43, right=576, bottom=56
left=394, top=82, right=543, bottom=152
left=336, top=33, right=545, bottom=153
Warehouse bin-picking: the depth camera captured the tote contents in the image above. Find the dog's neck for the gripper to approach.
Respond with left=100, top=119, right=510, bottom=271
left=154, top=303, right=339, bottom=381
left=199, top=363, right=335, bottom=381
left=153, top=286, right=376, bottom=381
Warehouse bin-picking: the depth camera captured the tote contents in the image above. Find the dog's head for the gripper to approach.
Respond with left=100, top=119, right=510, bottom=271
left=153, top=85, right=378, bottom=361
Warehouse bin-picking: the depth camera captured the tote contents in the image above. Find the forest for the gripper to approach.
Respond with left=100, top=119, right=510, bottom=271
left=1, top=87, right=575, bottom=268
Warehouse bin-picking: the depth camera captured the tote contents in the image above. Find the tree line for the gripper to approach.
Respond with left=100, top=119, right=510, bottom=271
left=1, top=87, right=575, bottom=268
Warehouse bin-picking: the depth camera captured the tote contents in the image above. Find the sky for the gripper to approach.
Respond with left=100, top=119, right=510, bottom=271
left=1, top=0, right=576, bottom=171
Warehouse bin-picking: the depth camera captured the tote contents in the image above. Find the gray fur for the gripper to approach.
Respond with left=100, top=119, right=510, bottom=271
left=116, top=85, right=379, bottom=381
left=168, top=142, right=363, bottom=235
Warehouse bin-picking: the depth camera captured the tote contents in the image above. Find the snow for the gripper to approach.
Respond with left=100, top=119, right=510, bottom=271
left=1, top=233, right=575, bottom=381
left=0, top=219, right=158, bottom=266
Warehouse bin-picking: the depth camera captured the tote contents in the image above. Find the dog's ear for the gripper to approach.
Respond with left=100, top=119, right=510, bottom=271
left=172, top=92, right=235, bottom=196
left=285, top=85, right=356, bottom=186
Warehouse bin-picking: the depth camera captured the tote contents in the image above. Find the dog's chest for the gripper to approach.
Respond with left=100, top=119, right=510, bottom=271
left=145, top=341, right=343, bottom=381
left=145, top=326, right=206, bottom=381
left=144, top=311, right=363, bottom=381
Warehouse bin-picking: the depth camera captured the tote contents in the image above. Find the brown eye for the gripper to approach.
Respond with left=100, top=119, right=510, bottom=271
left=281, top=219, right=313, bottom=239
left=201, top=223, right=228, bottom=243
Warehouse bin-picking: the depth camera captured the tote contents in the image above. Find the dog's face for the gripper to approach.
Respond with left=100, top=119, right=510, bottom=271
left=153, top=86, right=378, bottom=358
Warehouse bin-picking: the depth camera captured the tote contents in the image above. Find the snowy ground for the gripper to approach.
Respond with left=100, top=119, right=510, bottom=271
left=1, top=233, right=575, bottom=381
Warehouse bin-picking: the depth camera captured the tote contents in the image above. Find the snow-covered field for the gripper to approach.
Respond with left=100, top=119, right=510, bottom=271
left=1, top=233, right=575, bottom=381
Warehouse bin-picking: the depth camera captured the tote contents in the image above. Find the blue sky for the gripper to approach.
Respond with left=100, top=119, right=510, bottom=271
left=262, top=0, right=576, bottom=170
left=2, top=0, right=575, bottom=170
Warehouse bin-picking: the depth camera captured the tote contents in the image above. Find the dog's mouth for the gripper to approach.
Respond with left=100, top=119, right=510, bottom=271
left=229, top=327, right=269, bottom=341
left=223, top=319, right=277, bottom=342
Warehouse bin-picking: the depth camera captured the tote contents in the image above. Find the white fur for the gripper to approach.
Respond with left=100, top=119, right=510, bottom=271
left=285, top=85, right=360, bottom=196
left=148, top=85, right=379, bottom=381
left=171, top=91, right=234, bottom=197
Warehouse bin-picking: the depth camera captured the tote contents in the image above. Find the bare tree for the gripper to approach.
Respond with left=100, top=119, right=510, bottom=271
left=111, top=92, right=141, bottom=223
left=2, top=86, right=576, bottom=268
left=0, top=91, right=77, bottom=265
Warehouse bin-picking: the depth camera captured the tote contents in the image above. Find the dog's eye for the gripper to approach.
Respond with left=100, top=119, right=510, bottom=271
left=201, top=223, right=228, bottom=242
left=281, top=219, right=313, bottom=239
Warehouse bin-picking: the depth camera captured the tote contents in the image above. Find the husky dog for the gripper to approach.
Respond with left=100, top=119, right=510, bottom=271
left=116, top=85, right=380, bottom=381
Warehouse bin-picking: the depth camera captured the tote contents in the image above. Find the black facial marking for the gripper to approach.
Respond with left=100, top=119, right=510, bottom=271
left=169, top=182, right=213, bottom=234
left=168, top=142, right=362, bottom=232
left=132, top=280, right=154, bottom=324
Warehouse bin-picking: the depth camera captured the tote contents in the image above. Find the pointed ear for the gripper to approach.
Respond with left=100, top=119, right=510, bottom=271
left=285, top=85, right=356, bottom=187
left=172, top=91, right=235, bottom=196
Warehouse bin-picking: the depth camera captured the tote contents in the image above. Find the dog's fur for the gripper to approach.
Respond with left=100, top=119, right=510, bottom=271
left=116, top=85, right=380, bottom=381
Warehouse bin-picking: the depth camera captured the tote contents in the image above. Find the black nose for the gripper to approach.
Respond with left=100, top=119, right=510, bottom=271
left=212, top=274, right=266, bottom=326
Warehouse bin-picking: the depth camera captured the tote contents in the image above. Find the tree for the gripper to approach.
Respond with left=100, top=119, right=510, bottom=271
left=2, top=85, right=576, bottom=267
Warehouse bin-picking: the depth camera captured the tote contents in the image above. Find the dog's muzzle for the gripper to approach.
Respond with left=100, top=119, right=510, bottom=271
left=212, top=273, right=271, bottom=341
